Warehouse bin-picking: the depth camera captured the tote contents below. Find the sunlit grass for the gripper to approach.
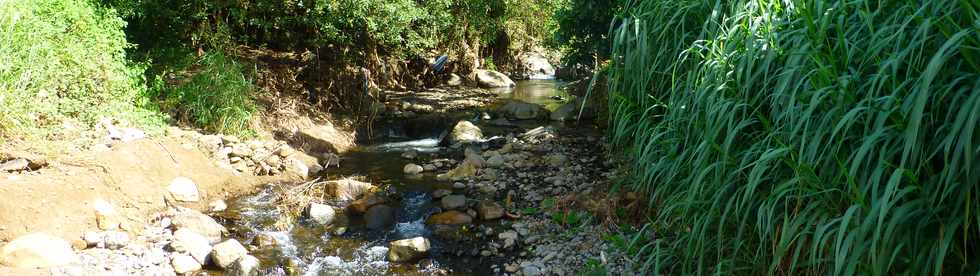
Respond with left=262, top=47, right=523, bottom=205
left=606, top=0, right=979, bottom=274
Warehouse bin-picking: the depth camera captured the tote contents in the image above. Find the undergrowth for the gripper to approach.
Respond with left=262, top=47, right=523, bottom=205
left=607, top=0, right=979, bottom=274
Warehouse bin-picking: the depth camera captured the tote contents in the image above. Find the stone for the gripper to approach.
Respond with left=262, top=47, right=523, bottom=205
left=365, top=205, right=395, bottom=230
left=475, top=69, right=516, bottom=88
left=486, top=153, right=505, bottom=168
left=522, top=264, right=542, bottom=276
left=431, top=189, right=451, bottom=199
left=349, top=193, right=386, bottom=214
left=251, top=233, right=278, bottom=248
left=550, top=98, right=595, bottom=121
left=477, top=201, right=505, bottom=220
left=308, top=203, right=336, bottom=225
left=448, top=120, right=483, bottom=145
left=82, top=231, right=103, bottom=247
left=275, top=146, right=295, bottom=157
left=93, top=199, right=121, bottom=230
left=170, top=208, right=228, bottom=243
left=403, top=164, right=424, bottom=175
left=227, top=255, right=260, bottom=276
left=401, top=150, right=418, bottom=159
left=547, top=154, right=569, bottom=167
left=522, top=53, right=556, bottom=79
left=499, top=230, right=518, bottom=248
left=171, top=229, right=212, bottom=265
left=463, top=147, right=485, bottom=168
left=388, top=237, right=431, bottom=262
left=210, top=200, right=228, bottom=212
left=286, top=157, right=310, bottom=179
left=441, top=195, right=466, bottom=210
left=230, top=145, right=253, bottom=158
left=497, top=100, right=549, bottom=120
left=221, top=135, right=240, bottom=145
left=0, top=233, right=78, bottom=268
left=168, top=177, right=200, bottom=202
left=103, top=231, right=129, bottom=250
left=426, top=210, right=473, bottom=225
left=198, top=135, right=223, bottom=152
left=171, top=254, right=202, bottom=274
left=211, top=239, right=248, bottom=269
left=437, top=162, right=478, bottom=181
left=323, top=178, right=375, bottom=201
left=0, top=158, right=29, bottom=172
left=446, top=73, right=463, bottom=87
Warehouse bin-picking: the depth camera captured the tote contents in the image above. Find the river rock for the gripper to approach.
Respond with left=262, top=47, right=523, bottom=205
left=441, top=195, right=466, bottom=210
left=388, top=237, right=431, bottom=262
left=522, top=264, right=542, bottom=276
left=448, top=120, right=483, bottom=145
left=103, top=231, right=129, bottom=250
left=324, top=178, right=375, bottom=201
left=546, top=154, right=569, bottom=167
left=198, top=135, right=223, bottom=152
left=308, top=203, right=336, bottom=225
left=349, top=193, right=387, bottom=214
left=227, top=255, right=260, bottom=276
left=171, top=228, right=212, bottom=265
left=499, top=230, right=518, bottom=248
left=486, top=152, right=505, bottom=167
left=171, top=208, right=228, bottom=243
left=251, top=233, right=278, bottom=248
left=286, top=157, right=310, bottom=178
left=0, top=158, right=29, bottom=172
left=365, top=205, right=395, bottom=230
left=401, top=150, right=418, bottom=159
left=498, top=100, right=549, bottom=120
left=446, top=73, right=463, bottom=87
left=210, top=200, right=228, bottom=212
left=426, top=210, right=473, bottom=225
left=477, top=201, right=505, bottom=220
left=0, top=233, right=78, bottom=268
left=403, top=164, right=424, bottom=175
left=522, top=53, right=556, bottom=79
left=551, top=99, right=595, bottom=121
left=93, top=199, right=121, bottom=230
left=463, top=147, right=485, bottom=168
left=436, top=162, right=477, bottom=181
left=475, top=69, right=516, bottom=88
left=431, top=189, right=451, bottom=199
left=168, top=177, right=200, bottom=202
left=171, top=253, right=202, bottom=274
left=212, top=239, right=247, bottom=269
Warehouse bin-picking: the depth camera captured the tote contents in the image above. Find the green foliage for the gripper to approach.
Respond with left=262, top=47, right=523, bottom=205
left=607, top=0, right=979, bottom=274
left=484, top=56, right=498, bottom=71
left=554, top=0, right=622, bottom=66
left=149, top=52, right=256, bottom=136
left=0, top=0, right=162, bottom=138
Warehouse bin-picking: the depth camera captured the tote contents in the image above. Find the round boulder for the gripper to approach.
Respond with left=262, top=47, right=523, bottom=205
left=0, top=233, right=78, bottom=268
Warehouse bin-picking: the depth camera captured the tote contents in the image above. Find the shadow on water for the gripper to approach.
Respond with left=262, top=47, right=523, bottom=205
left=221, top=80, right=585, bottom=275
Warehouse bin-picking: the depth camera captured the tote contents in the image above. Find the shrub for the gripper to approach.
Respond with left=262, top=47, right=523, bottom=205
left=0, top=0, right=161, bottom=138
left=607, top=0, right=979, bottom=274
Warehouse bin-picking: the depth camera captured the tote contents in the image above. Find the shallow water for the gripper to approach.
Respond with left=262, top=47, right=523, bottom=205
left=222, top=80, right=571, bottom=275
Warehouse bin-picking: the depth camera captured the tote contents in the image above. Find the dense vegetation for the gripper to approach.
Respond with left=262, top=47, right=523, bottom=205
left=606, top=0, right=979, bottom=274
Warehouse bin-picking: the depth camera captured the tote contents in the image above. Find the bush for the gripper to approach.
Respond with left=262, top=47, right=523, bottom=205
left=149, top=52, right=256, bottom=137
left=0, top=0, right=161, bottom=138
left=607, top=0, right=979, bottom=274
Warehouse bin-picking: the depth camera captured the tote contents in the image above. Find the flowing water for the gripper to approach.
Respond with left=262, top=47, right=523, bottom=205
left=220, top=80, right=571, bottom=275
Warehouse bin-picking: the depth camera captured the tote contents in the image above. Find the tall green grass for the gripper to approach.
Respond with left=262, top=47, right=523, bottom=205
left=606, top=0, right=979, bottom=274
left=0, top=0, right=162, bottom=139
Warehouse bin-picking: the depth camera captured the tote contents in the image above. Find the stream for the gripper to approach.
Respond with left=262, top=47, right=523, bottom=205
left=217, top=80, right=575, bottom=275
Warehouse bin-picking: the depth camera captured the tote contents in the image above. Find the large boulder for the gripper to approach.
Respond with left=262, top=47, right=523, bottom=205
left=171, top=253, right=202, bottom=274
left=426, top=210, right=473, bottom=225
left=308, top=203, right=336, bottom=225
left=324, top=178, right=375, bottom=201
left=168, top=177, right=200, bottom=202
left=0, top=233, right=78, bottom=268
left=171, top=229, right=212, bottom=265
left=475, top=69, right=516, bottom=88
left=522, top=53, right=556, bottom=79
left=387, top=237, right=430, bottom=263
left=497, top=100, right=549, bottom=120
left=211, top=239, right=248, bottom=269
left=170, top=208, right=228, bottom=243
left=448, top=120, right=484, bottom=145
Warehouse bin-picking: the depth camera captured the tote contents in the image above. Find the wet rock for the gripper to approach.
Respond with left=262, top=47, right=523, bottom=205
left=403, top=164, right=424, bottom=175
left=324, top=178, right=375, bottom=201
left=0, top=233, right=78, bottom=268
left=94, top=199, right=121, bottom=230
left=170, top=208, right=228, bottom=243
left=448, top=120, right=484, bottom=144
left=0, top=158, right=29, bottom=172
left=212, top=239, right=247, bottom=269
left=349, top=193, right=387, bottom=214
left=497, top=100, right=549, bottom=120
left=308, top=203, right=336, bottom=225
left=441, top=195, right=466, bottom=210
left=388, top=237, right=430, bottom=262
left=210, top=200, right=228, bottom=212
left=431, top=189, right=452, bottom=199
left=475, top=69, right=516, bottom=88
left=477, top=201, right=505, bottom=220
left=227, top=255, right=260, bottom=276
left=426, top=210, right=473, bottom=225
left=365, top=204, right=395, bottom=229
left=251, top=233, right=278, bottom=248
left=168, top=177, right=200, bottom=202
left=401, top=150, right=418, bottom=159
left=171, top=253, right=202, bottom=274
left=171, top=228, right=212, bottom=265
